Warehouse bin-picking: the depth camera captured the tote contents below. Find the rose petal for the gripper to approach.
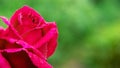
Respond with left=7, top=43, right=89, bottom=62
left=0, top=53, right=11, bottom=68
left=4, top=27, right=22, bottom=39
left=27, top=51, right=52, bottom=68
left=20, top=23, right=58, bottom=58
left=0, top=16, right=22, bottom=39
left=0, top=27, right=4, bottom=36
left=1, top=48, right=51, bottom=68
left=35, top=22, right=58, bottom=58
left=2, top=49, right=37, bottom=68
left=0, top=38, right=23, bottom=50
left=0, top=16, right=10, bottom=25
left=43, top=22, right=58, bottom=57
left=21, top=28, right=42, bottom=45
left=10, top=6, right=45, bottom=35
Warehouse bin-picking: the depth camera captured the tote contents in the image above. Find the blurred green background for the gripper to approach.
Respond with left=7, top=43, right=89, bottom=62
left=0, top=0, right=120, bottom=68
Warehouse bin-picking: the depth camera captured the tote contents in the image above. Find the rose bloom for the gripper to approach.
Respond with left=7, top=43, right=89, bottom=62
left=0, top=6, right=58, bottom=68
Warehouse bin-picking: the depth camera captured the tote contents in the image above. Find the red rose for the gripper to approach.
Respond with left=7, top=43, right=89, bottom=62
left=0, top=6, right=58, bottom=68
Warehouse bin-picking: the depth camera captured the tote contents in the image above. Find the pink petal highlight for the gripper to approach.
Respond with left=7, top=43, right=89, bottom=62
left=0, top=16, right=10, bottom=25
left=0, top=53, right=11, bottom=68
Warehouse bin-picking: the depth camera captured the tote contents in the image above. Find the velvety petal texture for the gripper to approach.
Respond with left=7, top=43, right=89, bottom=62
left=0, top=5, right=58, bottom=68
